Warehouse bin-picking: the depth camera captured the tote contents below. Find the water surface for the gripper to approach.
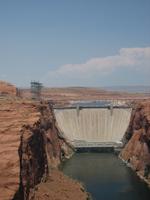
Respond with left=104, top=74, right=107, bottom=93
left=62, top=153, right=150, bottom=200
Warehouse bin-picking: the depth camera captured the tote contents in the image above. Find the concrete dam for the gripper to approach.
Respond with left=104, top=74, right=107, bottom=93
left=54, top=105, right=132, bottom=148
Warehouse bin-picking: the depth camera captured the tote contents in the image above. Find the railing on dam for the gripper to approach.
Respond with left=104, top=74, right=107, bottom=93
left=54, top=106, right=131, bottom=110
left=54, top=105, right=132, bottom=110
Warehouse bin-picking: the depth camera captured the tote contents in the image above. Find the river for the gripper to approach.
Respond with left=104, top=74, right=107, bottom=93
left=61, top=153, right=150, bottom=200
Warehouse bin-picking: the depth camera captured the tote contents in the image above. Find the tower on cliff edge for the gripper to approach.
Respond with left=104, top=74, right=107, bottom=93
left=30, top=81, right=43, bottom=100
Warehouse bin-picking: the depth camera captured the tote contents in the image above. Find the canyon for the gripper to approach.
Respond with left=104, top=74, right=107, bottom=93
left=0, top=81, right=150, bottom=199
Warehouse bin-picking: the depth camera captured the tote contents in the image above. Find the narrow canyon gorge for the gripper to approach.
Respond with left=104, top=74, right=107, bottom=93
left=0, top=81, right=150, bottom=200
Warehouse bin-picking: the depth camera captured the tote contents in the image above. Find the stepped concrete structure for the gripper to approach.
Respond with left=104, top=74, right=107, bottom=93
left=54, top=105, right=132, bottom=148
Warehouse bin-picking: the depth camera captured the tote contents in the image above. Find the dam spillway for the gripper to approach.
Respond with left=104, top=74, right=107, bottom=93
left=54, top=106, right=132, bottom=147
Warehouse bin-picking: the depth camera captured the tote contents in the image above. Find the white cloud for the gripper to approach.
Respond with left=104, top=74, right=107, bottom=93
left=42, top=47, right=150, bottom=86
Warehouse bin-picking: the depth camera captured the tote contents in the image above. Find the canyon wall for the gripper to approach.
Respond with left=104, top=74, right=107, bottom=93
left=120, top=101, right=150, bottom=186
left=0, top=99, right=73, bottom=200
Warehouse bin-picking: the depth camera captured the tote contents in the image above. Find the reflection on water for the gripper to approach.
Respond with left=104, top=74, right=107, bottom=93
left=61, top=153, right=150, bottom=200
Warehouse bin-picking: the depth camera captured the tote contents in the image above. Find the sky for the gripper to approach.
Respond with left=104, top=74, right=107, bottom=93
left=0, top=0, right=150, bottom=87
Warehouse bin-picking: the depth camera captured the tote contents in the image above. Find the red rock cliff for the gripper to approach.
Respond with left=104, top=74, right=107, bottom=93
left=0, top=99, right=73, bottom=200
left=120, top=101, right=150, bottom=186
left=0, top=81, right=17, bottom=96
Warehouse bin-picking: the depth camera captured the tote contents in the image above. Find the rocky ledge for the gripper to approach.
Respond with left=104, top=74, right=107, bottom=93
left=0, top=81, right=17, bottom=96
left=120, top=100, right=150, bottom=186
left=0, top=99, right=88, bottom=200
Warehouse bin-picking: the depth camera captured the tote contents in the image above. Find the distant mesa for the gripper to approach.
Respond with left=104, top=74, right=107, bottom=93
left=0, top=81, right=17, bottom=96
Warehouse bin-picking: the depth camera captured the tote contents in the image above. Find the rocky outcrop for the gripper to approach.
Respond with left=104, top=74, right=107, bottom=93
left=120, top=101, right=150, bottom=186
left=34, top=169, right=89, bottom=200
left=0, top=99, right=73, bottom=200
left=0, top=81, right=17, bottom=96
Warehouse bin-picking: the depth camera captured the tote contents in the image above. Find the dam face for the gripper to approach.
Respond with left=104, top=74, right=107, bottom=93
left=54, top=107, right=132, bottom=147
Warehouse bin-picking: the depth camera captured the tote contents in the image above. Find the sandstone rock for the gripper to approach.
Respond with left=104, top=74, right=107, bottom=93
left=0, top=81, right=17, bottom=96
left=120, top=101, right=150, bottom=186
left=34, top=169, right=89, bottom=200
left=0, top=99, right=73, bottom=200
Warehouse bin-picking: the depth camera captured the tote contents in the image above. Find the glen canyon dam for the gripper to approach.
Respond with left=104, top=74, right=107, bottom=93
left=54, top=103, right=132, bottom=148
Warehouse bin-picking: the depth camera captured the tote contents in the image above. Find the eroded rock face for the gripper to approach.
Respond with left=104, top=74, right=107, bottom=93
left=120, top=101, right=150, bottom=186
left=0, top=100, right=41, bottom=200
left=0, top=81, right=17, bottom=96
left=34, top=169, right=89, bottom=200
left=0, top=99, right=73, bottom=200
